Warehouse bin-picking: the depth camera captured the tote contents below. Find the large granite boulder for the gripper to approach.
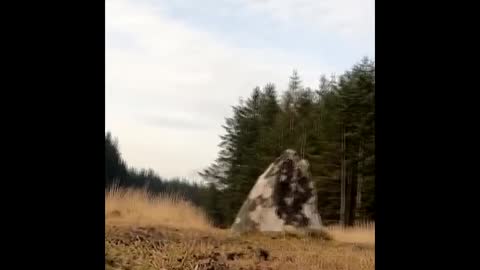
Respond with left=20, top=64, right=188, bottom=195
left=231, top=149, right=322, bottom=233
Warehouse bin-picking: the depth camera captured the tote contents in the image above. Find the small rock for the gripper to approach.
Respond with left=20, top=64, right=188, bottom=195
left=257, top=248, right=269, bottom=261
left=227, top=253, right=235, bottom=260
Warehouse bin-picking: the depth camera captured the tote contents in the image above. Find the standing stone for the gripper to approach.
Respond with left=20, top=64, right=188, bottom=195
left=231, top=149, right=322, bottom=233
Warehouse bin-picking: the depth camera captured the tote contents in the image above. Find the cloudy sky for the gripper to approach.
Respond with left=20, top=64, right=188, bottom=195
left=106, top=0, right=375, bottom=180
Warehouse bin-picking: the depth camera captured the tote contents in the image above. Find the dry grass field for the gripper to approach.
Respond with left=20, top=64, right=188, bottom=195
left=105, top=188, right=374, bottom=270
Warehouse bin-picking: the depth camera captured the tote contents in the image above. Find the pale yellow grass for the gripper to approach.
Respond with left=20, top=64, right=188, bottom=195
left=106, top=226, right=374, bottom=270
left=105, top=188, right=374, bottom=270
left=326, top=222, right=375, bottom=245
left=105, top=187, right=212, bottom=231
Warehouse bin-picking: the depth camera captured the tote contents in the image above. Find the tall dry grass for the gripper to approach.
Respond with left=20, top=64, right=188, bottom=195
left=105, top=186, right=374, bottom=245
left=326, top=222, right=375, bottom=245
left=106, top=188, right=374, bottom=269
left=105, top=186, right=212, bottom=231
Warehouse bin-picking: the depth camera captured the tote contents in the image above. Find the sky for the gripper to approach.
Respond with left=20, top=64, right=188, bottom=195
left=106, top=0, right=375, bottom=181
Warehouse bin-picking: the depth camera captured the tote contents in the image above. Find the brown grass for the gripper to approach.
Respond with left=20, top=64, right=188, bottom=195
left=105, top=188, right=374, bottom=270
left=327, top=222, right=375, bottom=245
left=105, top=186, right=212, bottom=231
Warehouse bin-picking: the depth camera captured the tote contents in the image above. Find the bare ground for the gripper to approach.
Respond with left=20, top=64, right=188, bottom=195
left=105, top=224, right=374, bottom=270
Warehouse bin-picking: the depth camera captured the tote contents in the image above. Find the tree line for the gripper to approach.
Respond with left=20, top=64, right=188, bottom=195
left=105, top=57, right=375, bottom=228
left=200, top=57, right=375, bottom=226
left=105, top=133, right=213, bottom=212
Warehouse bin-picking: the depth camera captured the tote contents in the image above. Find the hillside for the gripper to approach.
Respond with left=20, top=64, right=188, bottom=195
left=105, top=188, right=374, bottom=270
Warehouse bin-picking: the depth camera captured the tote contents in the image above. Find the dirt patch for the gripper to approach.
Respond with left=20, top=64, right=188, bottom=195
left=106, top=225, right=374, bottom=270
left=256, top=248, right=269, bottom=261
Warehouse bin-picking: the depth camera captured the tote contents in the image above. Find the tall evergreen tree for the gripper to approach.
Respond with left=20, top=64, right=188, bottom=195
left=198, top=58, right=375, bottom=227
left=105, top=132, right=128, bottom=187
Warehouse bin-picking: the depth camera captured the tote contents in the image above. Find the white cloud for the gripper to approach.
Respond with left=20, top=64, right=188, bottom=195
left=238, top=0, right=375, bottom=42
left=106, top=0, right=359, bottom=179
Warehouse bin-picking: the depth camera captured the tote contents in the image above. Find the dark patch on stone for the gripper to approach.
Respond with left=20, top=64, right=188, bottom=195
left=247, top=199, right=257, bottom=212
left=253, top=196, right=270, bottom=209
left=273, top=157, right=314, bottom=227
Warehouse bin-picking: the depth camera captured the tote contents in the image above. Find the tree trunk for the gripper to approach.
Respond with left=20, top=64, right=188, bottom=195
left=340, top=128, right=346, bottom=226
left=280, top=129, right=284, bottom=150
left=347, top=157, right=358, bottom=226
left=341, top=130, right=358, bottom=227
left=301, top=127, right=307, bottom=158
left=345, top=160, right=352, bottom=226
left=356, top=143, right=363, bottom=220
